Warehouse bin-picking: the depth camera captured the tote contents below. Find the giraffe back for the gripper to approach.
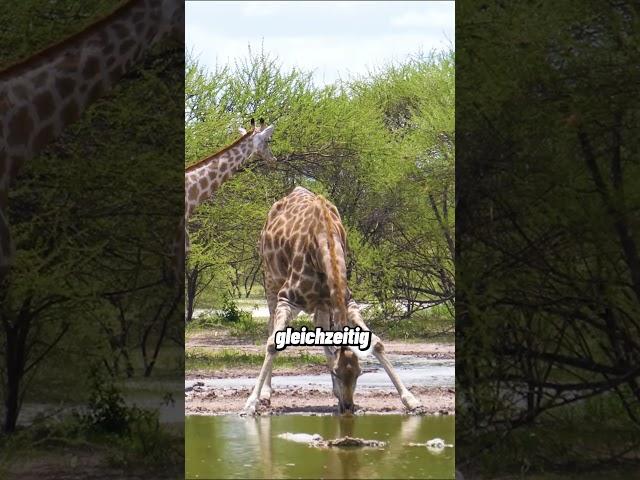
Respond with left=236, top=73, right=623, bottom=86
left=260, top=187, right=350, bottom=322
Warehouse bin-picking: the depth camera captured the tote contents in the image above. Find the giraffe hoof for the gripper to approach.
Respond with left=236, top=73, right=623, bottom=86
left=403, top=393, right=422, bottom=411
left=240, top=401, right=258, bottom=416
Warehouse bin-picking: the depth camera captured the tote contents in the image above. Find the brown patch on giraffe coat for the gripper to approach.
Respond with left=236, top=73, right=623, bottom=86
left=119, top=39, right=136, bottom=56
left=86, top=81, right=104, bottom=103
left=299, top=278, right=314, bottom=292
left=112, top=22, right=130, bottom=39
left=55, top=77, right=75, bottom=98
left=82, top=56, right=100, bottom=79
left=292, top=254, right=303, bottom=272
left=32, top=124, right=55, bottom=151
left=34, top=91, right=54, bottom=120
left=61, top=100, right=79, bottom=125
left=8, top=108, right=33, bottom=145
left=277, top=251, right=288, bottom=275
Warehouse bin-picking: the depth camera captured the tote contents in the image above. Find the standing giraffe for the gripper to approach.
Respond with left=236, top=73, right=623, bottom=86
left=0, top=0, right=184, bottom=282
left=183, top=118, right=275, bottom=259
left=242, top=186, right=422, bottom=415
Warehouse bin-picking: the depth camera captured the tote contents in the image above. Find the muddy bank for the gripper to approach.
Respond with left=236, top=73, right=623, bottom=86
left=186, top=329, right=455, bottom=416
left=186, top=385, right=454, bottom=416
left=186, top=331, right=455, bottom=360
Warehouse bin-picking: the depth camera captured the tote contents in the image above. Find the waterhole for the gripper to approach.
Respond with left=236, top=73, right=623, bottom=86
left=186, top=414, right=454, bottom=479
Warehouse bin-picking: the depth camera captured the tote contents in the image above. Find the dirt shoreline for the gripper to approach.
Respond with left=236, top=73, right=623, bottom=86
left=186, top=332, right=455, bottom=416
left=186, top=385, right=455, bottom=416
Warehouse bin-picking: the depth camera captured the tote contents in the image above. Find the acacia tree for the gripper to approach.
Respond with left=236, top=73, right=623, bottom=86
left=457, top=1, right=640, bottom=474
left=185, top=47, right=456, bottom=329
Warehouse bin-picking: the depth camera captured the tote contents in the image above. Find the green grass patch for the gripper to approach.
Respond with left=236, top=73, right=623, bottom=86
left=185, top=348, right=325, bottom=372
left=367, top=309, right=454, bottom=342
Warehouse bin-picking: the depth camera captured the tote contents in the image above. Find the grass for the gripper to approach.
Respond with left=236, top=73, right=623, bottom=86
left=188, top=297, right=454, bottom=343
left=185, top=348, right=325, bottom=372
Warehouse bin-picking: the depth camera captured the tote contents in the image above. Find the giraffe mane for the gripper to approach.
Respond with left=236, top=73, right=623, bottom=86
left=0, top=0, right=140, bottom=78
left=184, top=129, right=255, bottom=173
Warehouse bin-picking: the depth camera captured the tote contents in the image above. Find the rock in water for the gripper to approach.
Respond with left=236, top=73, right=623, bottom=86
left=426, top=438, right=446, bottom=449
left=406, top=438, right=454, bottom=451
left=277, top=433, right=323, bottom=444
left=278, top=433, right=386, bottom=448
left=325, top=436, right=386, bottom=448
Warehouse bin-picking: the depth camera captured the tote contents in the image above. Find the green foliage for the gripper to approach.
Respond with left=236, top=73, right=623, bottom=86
left=80, top=365, right=136, bottom=435
left=186, top=46, right=455, bottom=329
left=216, top=295, right=253, bottom=324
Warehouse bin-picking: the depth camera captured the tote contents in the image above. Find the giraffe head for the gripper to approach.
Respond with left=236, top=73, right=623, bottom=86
left=239, top=118, right=276, bottom=167
left=329, top=347, right=362, bottom=415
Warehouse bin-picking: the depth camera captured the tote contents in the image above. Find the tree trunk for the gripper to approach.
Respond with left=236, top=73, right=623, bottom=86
left=2, top=303, right=30, bottom=434
left=3, top=325, right=20, bottom=433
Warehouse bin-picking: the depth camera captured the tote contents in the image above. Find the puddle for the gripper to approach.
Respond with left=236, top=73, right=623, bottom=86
left=186, top=357, right=454, bottom=390
left=186, top=414, right=454, bottom=479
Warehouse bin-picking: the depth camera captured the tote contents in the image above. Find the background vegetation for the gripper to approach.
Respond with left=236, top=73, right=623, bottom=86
left=1, top=1, right=183, bottom=476
left=185, top=46, right=455, bottom=339
left=457, top=1, right=640, bottom=477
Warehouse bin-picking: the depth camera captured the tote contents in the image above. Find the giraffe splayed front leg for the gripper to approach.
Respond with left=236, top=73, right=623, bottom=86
left=241, top=299, right=300, bottom=415
left=259, top=295, right=278, bottom=404
left=347, top=300, right=422, bottom=411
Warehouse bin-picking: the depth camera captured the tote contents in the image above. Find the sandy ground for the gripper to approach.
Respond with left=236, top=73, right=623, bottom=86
left=186, top=330, right=455, bottom=416
left=186, top=385, right=454, bottom=416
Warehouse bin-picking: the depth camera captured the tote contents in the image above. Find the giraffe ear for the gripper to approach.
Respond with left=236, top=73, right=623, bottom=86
left=259, top=124, right=274, bottom=138
left=238, top=127, right=247, bottom=135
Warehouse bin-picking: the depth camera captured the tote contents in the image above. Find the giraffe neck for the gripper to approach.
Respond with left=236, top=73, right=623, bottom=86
left=185, top=134, right=253, bottom=218
left=0, top=0, right=183, bottom=274
left=1, top=0, right=182, bottom=174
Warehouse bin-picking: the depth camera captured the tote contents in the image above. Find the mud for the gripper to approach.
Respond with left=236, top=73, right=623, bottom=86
left=185, top=385, right=454, bottom=416
left=186, top=328, right=455, bottom=416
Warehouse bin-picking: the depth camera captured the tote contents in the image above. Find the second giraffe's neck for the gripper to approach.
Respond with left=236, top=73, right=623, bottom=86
left=1, top=0, right=183, bottom=167
left=185, top=133, right=253, bottom=218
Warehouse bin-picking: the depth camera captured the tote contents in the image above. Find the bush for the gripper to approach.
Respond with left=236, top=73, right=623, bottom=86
left=80, top=365, right=132, bottom=435
left=216, top=295, right=252, bottom=324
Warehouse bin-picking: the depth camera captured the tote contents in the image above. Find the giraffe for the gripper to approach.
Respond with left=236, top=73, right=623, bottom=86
left=242, top=186, right=422, bottom=415
left=183, top=118, right=276, bottom=260
left=0, top=0, right=184, bottom=282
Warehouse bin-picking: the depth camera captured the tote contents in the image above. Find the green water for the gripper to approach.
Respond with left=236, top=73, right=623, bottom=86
left=186, top=415, right=454, bottom=479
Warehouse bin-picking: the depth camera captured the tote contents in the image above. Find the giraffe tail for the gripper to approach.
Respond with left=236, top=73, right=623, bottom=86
left=316, top=195, right=349, bottom=329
